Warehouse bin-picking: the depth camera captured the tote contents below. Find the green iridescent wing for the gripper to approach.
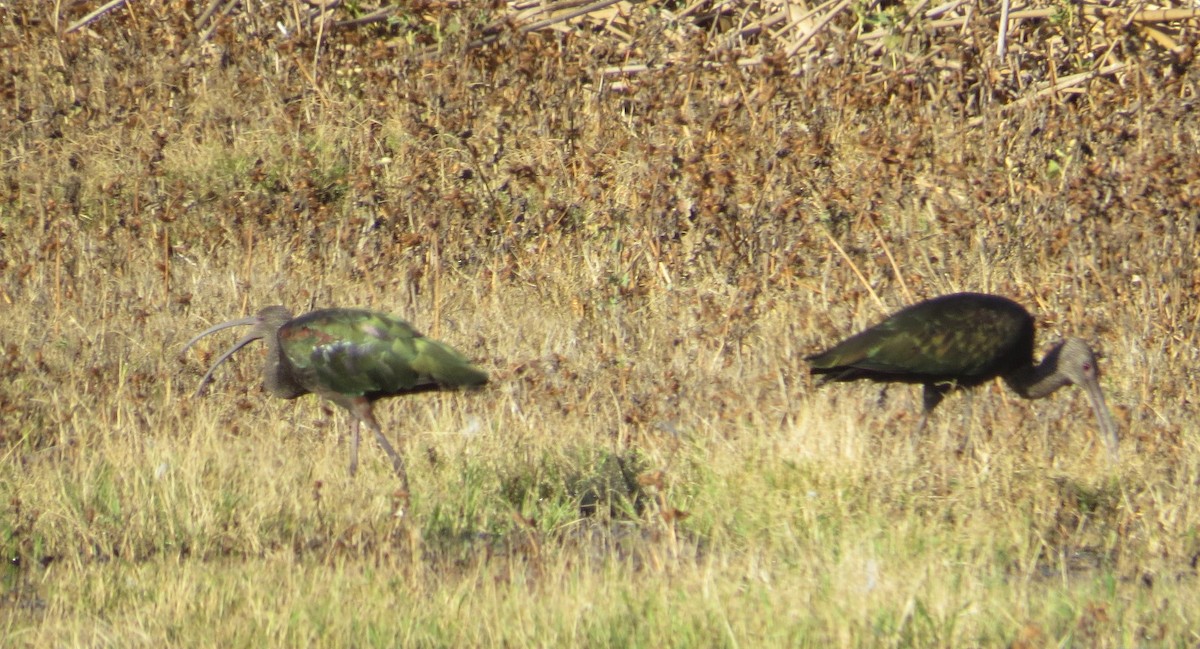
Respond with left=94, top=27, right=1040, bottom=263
left=279, top=309, right=487, bottom=396
left=808, top=294, right=1033, bottom=380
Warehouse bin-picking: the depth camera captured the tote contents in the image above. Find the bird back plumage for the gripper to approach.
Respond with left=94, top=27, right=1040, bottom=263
left=807, top=293, right=1035, bottom=386
left=279, top=309, right=487, bottom=397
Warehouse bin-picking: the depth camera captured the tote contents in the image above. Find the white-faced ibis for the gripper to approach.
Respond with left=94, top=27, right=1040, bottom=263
left=183, top=306, right=488, bottom=492
left=806, top=292, right=1118, bottom=461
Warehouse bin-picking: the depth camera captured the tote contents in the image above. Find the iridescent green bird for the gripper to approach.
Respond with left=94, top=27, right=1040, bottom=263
left=183, top=307, right=488, bottom=490
left=806, top=293, right=1118, bottom=461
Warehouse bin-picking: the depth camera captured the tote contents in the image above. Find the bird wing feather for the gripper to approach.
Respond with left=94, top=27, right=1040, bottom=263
left=280, top=309, right=486, bottom=396
left=808, top=296, right=1031, bottom=380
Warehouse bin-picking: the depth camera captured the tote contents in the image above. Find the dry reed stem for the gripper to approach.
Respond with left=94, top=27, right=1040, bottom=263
left=64, top=0, right=128, bottom=33
left=785, top=0, right=852, bottom=57
left=818, top=226, right=887, bottom=313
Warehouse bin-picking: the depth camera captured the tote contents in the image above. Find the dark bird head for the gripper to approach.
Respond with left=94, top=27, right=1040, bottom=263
left=1048, top=338, right=1102, bottom=385
left=182, top=306, right=294, bottom=397
left=1041, top=337, right=1119, bottom=462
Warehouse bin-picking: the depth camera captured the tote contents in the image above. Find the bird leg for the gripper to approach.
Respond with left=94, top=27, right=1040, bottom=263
left=348, top=418, right=361, bottom=477
left=915, top=383, right=948, bottom=436
left=348, top=397, right=410, bottom=495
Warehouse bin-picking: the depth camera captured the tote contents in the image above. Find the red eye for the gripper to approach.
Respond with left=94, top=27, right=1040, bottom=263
left=1082, top=362, right=1092, bottom=372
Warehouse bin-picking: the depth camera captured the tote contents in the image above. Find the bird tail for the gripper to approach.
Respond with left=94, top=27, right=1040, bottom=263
left=411, top=338, right=489, bottom=387
left=808, top=366, right=864, bottom=384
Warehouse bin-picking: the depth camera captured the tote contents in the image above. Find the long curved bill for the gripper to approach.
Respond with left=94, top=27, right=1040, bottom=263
left=182, top=316, right=262, bottom=397
left=1081, top=378, right=1119, bottom=463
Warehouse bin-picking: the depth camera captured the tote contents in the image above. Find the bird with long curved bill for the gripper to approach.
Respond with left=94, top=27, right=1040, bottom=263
left=182, top=306, right=488, bottom=494
left=806, top=292, right=1119, bottom=462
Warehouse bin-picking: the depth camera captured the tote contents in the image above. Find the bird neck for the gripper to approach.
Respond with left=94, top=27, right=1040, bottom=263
left=1003, top=343, right=1069, bottom=400
left=263, top=331, right=307, bottom=399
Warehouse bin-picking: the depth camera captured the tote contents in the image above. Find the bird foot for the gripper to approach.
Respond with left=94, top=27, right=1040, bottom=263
left=392, top=488, right=410, bottom=518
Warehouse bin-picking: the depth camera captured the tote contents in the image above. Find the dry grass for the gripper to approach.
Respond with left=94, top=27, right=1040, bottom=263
left=3, top=1, right=1200, bottom=646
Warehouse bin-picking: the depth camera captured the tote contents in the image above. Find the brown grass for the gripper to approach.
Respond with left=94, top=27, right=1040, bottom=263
left=3, top=1, right=1200, bottom=645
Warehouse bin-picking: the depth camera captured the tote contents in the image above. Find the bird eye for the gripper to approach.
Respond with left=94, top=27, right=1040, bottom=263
left=1082, top=362, right=1092, bottom=372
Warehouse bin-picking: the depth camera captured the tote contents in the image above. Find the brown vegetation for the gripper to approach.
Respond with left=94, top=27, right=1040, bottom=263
left=3, top=1, right=1200, bottom=645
